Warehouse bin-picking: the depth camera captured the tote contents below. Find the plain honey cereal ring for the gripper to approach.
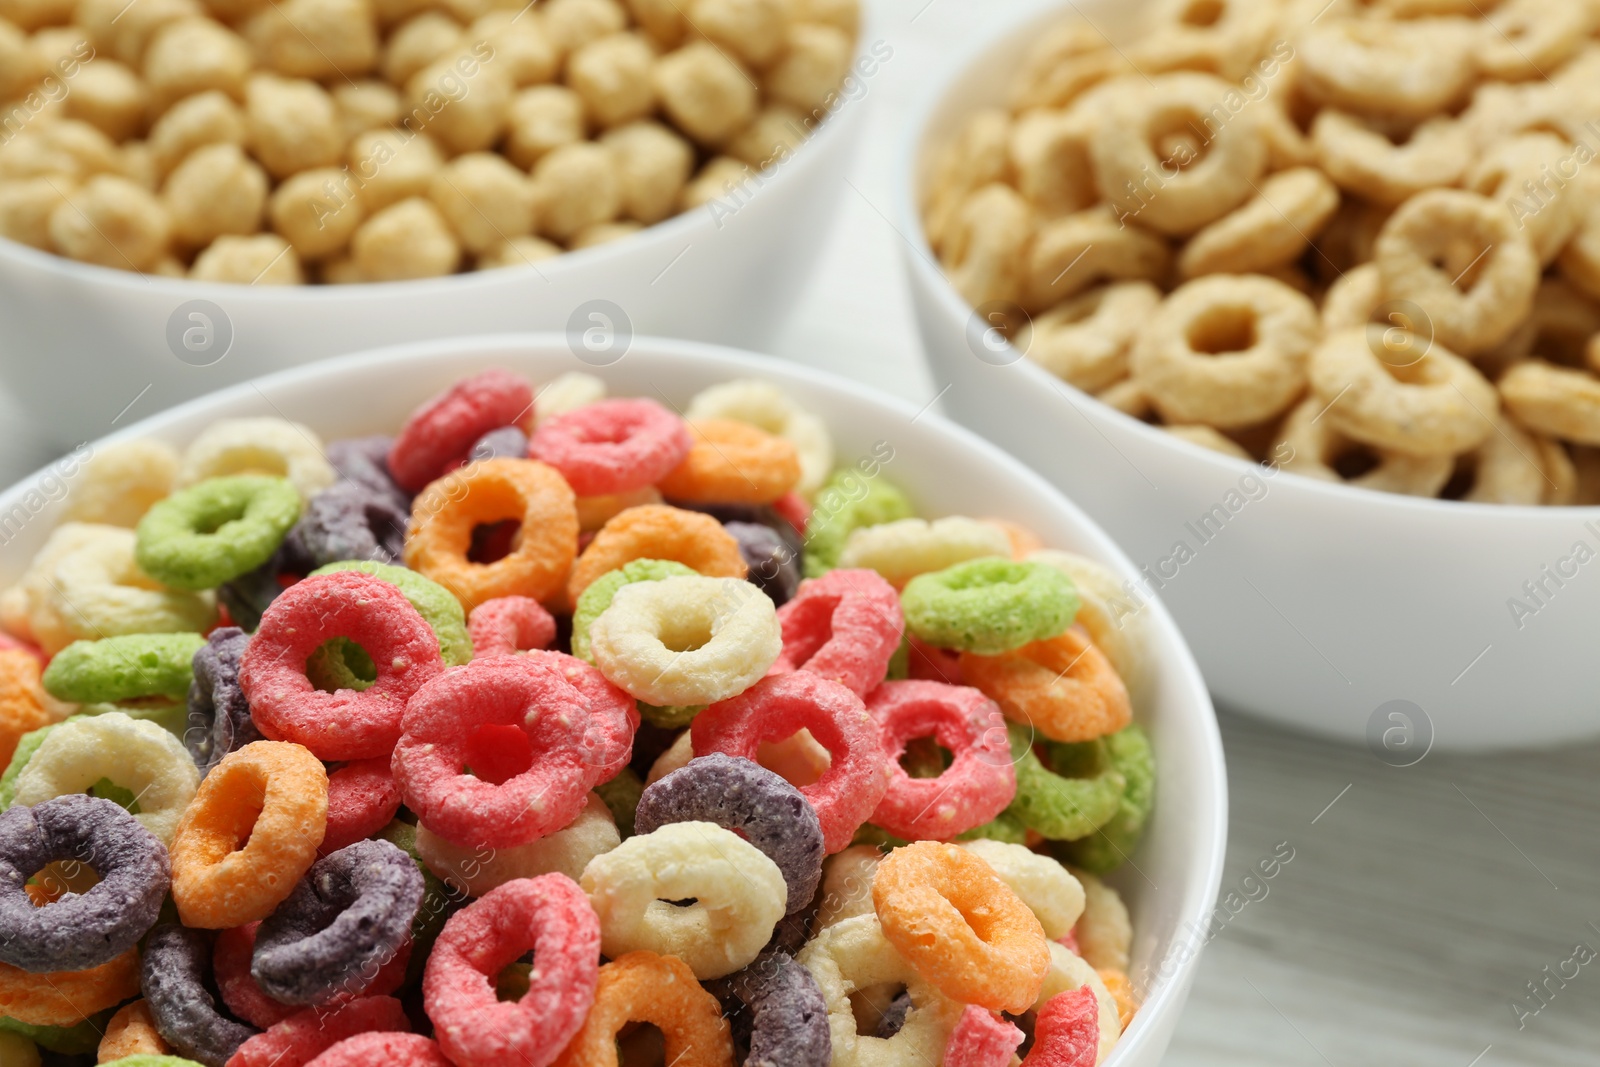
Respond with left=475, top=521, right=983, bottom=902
left=922, top=109, right=1012, bottom=255
left=959, top=840, right=1084, bottom=941
left=554, top=950, right=733, bottom=1067
left=568, top=505, right=746, bottom=601
left=168, top=741, right=328, bottom=930
left=684, top=380, right=835, bottom=498
left=1178, top=167, right=1340, bottom=280
left=1466, top=133, right=1578, bottom=266
left=415, top=792, right=620, bottom=897
left=1024, top=207, right=1171, bottom=314
left=654, top=40, right=758, bottom=147
left=1296, top=16, right=1475, bottom=118
left=61, top=440, right=179, bottom=527
left=179, top=418, right=335, bottom=502
left=1309, top=328, right=1497, bottom=457
left=1092, top=72, right=1267, bottom=236
left=1018, top=283, right=1161, bottom=394
left=529, top=399, right=692, bottom=497
left=1008, top=106, right=1098, bottom=219
left=1067, top=869, right=1132, bottom=974
left=1477, top=0, right=1596, bottom=81
left=1273, top=396, right=1454, bottom=498
left=1559, top=192, right=1600, bottom=303
left=1319, top=263, right=1382, bottom=333
left=1130, top=274, right=1318, bottom=429
left=1374, top=189, right=1540, bottom=355
left=1457, top=412, right=1549, bottom=506
left=1129, top=0, right=1277, bottom=81
left=1006, top=21, right=1129, bottom=112
left=771, top=568, right=903, bottom=697
left=389, top=369, right=535, bottom=493
left=812, top=845, right=879, bottom=931
left=1499, top=361, right=1600, bottom=447
left=1162, top=425, right=1251, bottom=459
left=531, top=142, right=623, bottom=241
left=941, top=183, right=1034, bottom=308
left=960, top=630, right=1132, bottom=744
left=405, top=459, right=578, bottom=614
left=100, top=1000, right=173, bottom=1060
left=657, top=419, right=802, bottom=505
left=0, top=948, right=140, bottom=1027
left=468, top=595, right=558, bottom=658
left=1311, top=111, right=1468, bottom=208
left=49, top=175, right=171, bottom=271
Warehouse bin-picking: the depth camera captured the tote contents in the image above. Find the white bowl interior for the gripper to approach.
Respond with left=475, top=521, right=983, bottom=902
left=0, top=334, right=1224, bottom=1065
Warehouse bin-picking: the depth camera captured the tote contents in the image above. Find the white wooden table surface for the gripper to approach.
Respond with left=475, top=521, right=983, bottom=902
left=0, top=3, right=1594, bottom=1064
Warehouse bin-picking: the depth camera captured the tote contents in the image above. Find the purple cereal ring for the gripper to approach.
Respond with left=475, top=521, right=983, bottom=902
left=295, top=483, right=408, bottom=568
left=0, top=794, right=170, bottom=972
left=328, top=435, right=410, bottom=513
left=634, top=754, right=823, bottom=914
left=468, top=425, right=529, bottom=463
left=143, top=923, right=261, bottom=1066
left=725, top=521, right=800, bottom=606
left=251, top=838, right=424, bottom=1006
left=875, top=990, right=913, bottom=1038
left=218, top=531, right=313, bottom=631
left=186, top=627, right=261, bottom=776
left=668, top=501, right=805, bottom=560
left=730, top=950, right=831, bottom=1067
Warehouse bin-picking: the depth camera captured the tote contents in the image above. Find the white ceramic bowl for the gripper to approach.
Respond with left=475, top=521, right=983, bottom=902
left=0, top=27, right=879, bottom=453
left=897, top=2, right=1600, bottom=752
left=0, top=334, right=1223, bottom=1067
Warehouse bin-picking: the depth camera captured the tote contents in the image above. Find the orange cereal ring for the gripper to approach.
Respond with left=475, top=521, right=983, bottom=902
left=656, top=420, right=801, bottom=505
left=960, top=630, right=1132, bottom=744
left=567, top=505, right=747, bottom=602
left=872, top=841, right=1050, bottom=1015
left=0, top=648, right=51, bottom=769
left=553, top=951, right=734, bottom=1067
left=0, top=948, right=139, bottom=1027
left=982, top=519, right=1043, bottom=560
left=99, top=999, right=172, bottom=1060
left=168, top=741, right=328, bottom=930
left=405, top=458, right=579, bottom=614
left=1097, top=968, right=1137, bottom=1033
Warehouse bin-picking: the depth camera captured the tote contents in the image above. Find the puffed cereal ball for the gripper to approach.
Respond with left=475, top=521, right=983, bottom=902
left=243, top=0, right=378, bottom=80
left=269, top=166, right=366, bottom=259
left=541, top=0, right=626, bottom=53
left=162, top=142, right=267, bottom=247
left=120, top=142, right=157, bottom=190
left=191, top=233, right=304, bottom=283
left=601, top=120, right=692, bottom=223
left=0, top=177, right=72, bottom=249
left=351, top=196, right=461, bottom=279
left=103, top=0, right=199, bottom=66
left=31, top=23, right=89, bottom=68
left=625, top=0, right=684, bottom=49
left=142, top=16, right=253, bottom=108
left=687, top=0, right=787, bottom=68
left=246, top=73, right=345, bottom=178
left=348, top=128, right=443, bottom=211
left=569, top=219, right=640, bottom=247
left=0, top=19, right=45, bottom=100
left=404, top=54, right=512, bottom=154
left=477, top=233, right=561, bottom=268
left=200, top=0, right=268, bottom=24
left=428, top=151, right=534, bottom=253
left=568, top=32, right=657, bottom=129
left=506, top=86, right=587, bottom=169
left=48, top=174, right=171, bottom=269
left=530, top=140, right=619, bottom=240
left=467, top=11, right=559, bottom=86
left=764, top=22, right=852, bottom=113
left=333, top=80, right=403, bottom=138
left=654, top=41, right=758, bottom=145
left=725, top=105, right=806, bottom=167
left=382, top=11, right=463, bottom=85
left=791, top=0, right=858, bottom=33
left=320, top=255, right=364, bottom=283
left=0, top=0, right=74, bottom=30
left=0, top=121, right=121, bottom=181
left=148, top=90, right=246, bottom=175
left=679, top=154, right=749, bottom=210
left=62, top=58, right=149, bottom=142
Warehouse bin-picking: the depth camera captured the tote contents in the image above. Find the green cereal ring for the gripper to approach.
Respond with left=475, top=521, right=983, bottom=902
left=136, top=475, right=301, bottom=591
left=803, top=470, right=914, bottom=579
left=305, top=560, right=473, bottom=690
left=901, top=558, right=1079, bottom=655
left=595, top=766, right=644, bottom=838
left=571, top=559, right=698, bottom=662
left=42, top=633, right=206, bottom=703
left=885, top=635, right=910, bottom=680
left=637, top=701, right=702, bottom=729
left=850, top=823, right=907, bottom=850
left=956, top=809, right=1029, bottom=845
left=0, top=1010, right=115, bottom=1054
left=0, top=720, right=72, bottom=810
left=1054, top=724, right=1154, bottom=874
left=1004, top=723, right=1125, bottom=841
left=377, top=819, right=464, bottom=987
left=80, top=699, right=190, bottom=738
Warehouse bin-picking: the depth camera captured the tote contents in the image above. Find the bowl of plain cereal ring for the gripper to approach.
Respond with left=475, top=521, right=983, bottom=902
left=898, top=0, right=1600, bottom=750
left=0, top=334, right=1224, bottom=1067
left=0, top=0, right=880, bottom=449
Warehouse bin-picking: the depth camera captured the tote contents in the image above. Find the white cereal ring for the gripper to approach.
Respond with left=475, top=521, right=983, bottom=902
left=797, top=912, right=963, bottom=1067
left=1026, top=549, right=1152, bottom=709
left=0, top=523, right=116, bottom=647
left=61, top=441, right=180, bottom=527
left=536, top=371, right=607, bottom=425
left=1296, top=16, right=1475, bottom=119
left=588, top=575, right=781, bottom=707
left=13, top=712, right=200, bottom=844
left=646, top=730, right=695, bottom=786
left=812, top=844, right=880, bottom=932
left=580, top=820, right=786, bottom=979
left=685, top=379, right=834, bottom=497
left=1068, top=866, right=1132, bottom=971
left=756, top=727, right=831, bottom=789
left=1273, top=397, right=1454, bottom=498
left=417, top=792, right=620, bottom=897
left=576, top=487, right=664, bottom=533
left=1129, top=274, right=1318, bottom=429
left=1375, top=189, right=1541, bottom=356
left=836, top=517, right=1010, bottom=589
left=1023, top=206, right=1171, bottom=312
left=1019, top=283, right=1161, bottom=393
left=179, top=417, right=335, bottom=501
left=1312, top=111, right=1468, bottom=207
left=1178, top=167, right=1340, bottom=280
left=1499, top=361, right=1600, bottom=447
left=1035, top=941, right=1123, bottom=1063
left=959, top=840, right=1084, bottom=940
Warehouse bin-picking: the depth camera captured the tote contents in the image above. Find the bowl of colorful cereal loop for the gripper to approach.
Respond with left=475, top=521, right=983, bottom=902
left=0, top=334, right=1222, bottom=1067
left=897, top=0, right=1600, bottom=750
left=0, top=0, right=883, bottom=448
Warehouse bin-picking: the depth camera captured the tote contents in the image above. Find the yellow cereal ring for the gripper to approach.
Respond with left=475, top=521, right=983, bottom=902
left=568, top=505, right=746, bottom=601
left=178, top=417, right=335, bottom=501
left=813, top=844, right=880, bottom=931
left=1067, top=866, right=1132, bottom=972
left=418, top=792, right=619, bottom=897
left=61, top=441, right=180, bottom=528
left=836, top=517, right=1010, bottom=589
left=958, top=840, right=1084, bottom=941
left=657, top=419, right=802, bottom=505
left=1033, top=942, right=1122, bottom=1061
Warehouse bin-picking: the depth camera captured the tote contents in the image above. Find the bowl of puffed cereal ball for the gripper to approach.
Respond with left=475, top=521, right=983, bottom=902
left=0, top=0, right=878, bottom=448
left=899, top=0, right=1600, bottom=751
left=0, top=334, right=1225, bottom=1067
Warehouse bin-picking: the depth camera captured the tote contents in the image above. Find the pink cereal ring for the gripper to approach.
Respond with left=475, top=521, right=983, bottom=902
left=240, top=571, right=445, bottom=761
left=319, top=759, right=403, bottom=856
left=468, top=596, right=557, bottom=658
left=772, top=491, right=809, bottom=537
left=422, top=874, right=601, bottom=1067
left=947, top=1006, right=1025, bottom=1067
left=1023, top=987, right=1099, bottom=1067
left=691, top=672, right=888, bottom=853
left=307, top=1033, right=453, bottom=1067
left=392, top=654, right=635, bottom=849
left=867, top=680, right=1016, bottom=840
left=215, top=922, right=410, bottom=1030
left=772, top=569, right=903, bottom=698
left=389, top=368, right=535, bottom=493
left=227, top=995, right=411, bottom=1067
left=528, top=398, right=692, bottom=497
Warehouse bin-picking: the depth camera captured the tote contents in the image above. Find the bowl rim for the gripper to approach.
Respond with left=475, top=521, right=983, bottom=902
left=890, top=0, right=1600, bottom=522
left=0, top=331, right=1228, bottom=1058
left=0, top=9, right=879, bottom=302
